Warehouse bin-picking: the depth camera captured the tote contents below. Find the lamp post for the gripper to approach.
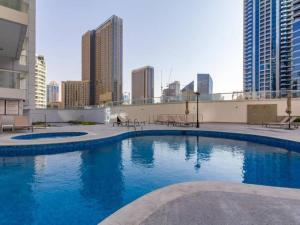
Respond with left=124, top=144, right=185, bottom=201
left=194, top=92, right=200, bottom=128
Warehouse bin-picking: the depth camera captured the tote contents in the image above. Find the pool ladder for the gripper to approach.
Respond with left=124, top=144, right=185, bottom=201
left=127, top=119, right=143, bottom=131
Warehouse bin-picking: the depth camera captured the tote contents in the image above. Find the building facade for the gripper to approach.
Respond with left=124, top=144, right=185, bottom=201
left=292, top=0, right=300, bottom=92
left=34, top=55, right=46, bottom=108
left=132, top=66, right=154, bottom=104
left=0, top=0, right=35, bottom=116
left=181, top=81, right=195, bottom=101
left=162, top=81, right=181, bottom=102
left=47, top=81, right=59, bottom=104
left=197, top=74, right=213, bottom=95
left=243, top=0, right=296, bottom=94
left=82, top=15, right=123, bottom=105
left=82, top=30, right=95, bottom=105
left=61, top=81, right=90, bottom=108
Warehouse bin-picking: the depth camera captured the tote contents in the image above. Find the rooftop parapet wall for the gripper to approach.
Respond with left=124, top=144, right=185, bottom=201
left=111, top=99, right=300, bottom=124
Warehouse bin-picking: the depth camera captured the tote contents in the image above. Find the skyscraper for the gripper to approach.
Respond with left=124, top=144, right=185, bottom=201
left=162, top=81, right=181, bottom=102
left=181, top=81, right=194, bottom=100
left=0, top=0, right=35, bottom=116
left=132, top=66, right=154, bottom=104
left=82, top=30, right=96, bottom=105
left=61, top=81, right=90, bottom=108
left=82, top=15, right=123, bottom=105
left=243, top=0, right=294, bottom=94
left=292, top=0, right=300, bottom=92
left=47, top=81, right=59, bottom=104
left=197, top=74, right=213, bottom=95
left=35, top=55, right=46, bottom=109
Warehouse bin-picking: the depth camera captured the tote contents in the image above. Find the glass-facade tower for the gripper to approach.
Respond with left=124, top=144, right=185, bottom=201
left=292, top=0, right=300, bottom=91
left=243, top=0, right=296, bottom=94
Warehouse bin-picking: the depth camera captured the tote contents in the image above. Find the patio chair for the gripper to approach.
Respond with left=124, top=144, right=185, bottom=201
left=14, top=116, right=34, bottom=132
left=1, top=116, right=15, bottom=132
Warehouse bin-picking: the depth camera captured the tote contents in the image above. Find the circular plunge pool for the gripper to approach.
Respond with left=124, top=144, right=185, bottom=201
left=0, top=134, right=300, bottom=225
left=11, top=132, right=88, bottom=140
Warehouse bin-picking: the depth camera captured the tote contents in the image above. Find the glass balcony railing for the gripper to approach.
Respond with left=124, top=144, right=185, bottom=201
left=0, top=70, right=27, bottom=89
left=0, top=0, right=28, bottom=13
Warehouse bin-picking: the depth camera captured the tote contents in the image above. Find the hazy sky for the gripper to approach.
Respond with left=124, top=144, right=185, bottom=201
left=37, top=0, right=243, bottom=96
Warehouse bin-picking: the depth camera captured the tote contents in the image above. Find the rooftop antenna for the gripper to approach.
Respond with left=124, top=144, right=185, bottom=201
left=168, top=68, right=173, bottom=85
left=160, top=70, right=163, bottom=95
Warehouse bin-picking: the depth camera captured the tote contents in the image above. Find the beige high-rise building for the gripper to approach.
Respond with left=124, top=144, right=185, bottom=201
left=82, top=15, right=123, bottom=105
left=35, top=55, right=46, bottom=109
left=132, top=66, right=154, bottom=104
left=61, top=81, right=90, bottom=108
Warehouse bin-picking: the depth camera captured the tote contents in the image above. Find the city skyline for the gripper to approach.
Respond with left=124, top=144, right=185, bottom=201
left=36, top=0, right=243, bottom=96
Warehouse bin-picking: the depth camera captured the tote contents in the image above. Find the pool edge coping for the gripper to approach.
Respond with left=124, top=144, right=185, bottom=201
left=98, top=181, right=300, bottom=225
left=0, top=129, right=300, bottom=156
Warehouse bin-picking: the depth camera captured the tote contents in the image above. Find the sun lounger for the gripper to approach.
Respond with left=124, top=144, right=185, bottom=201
left=264, top=117, right=299, bottom=129
left=1, top=116, right=14, bottom=132
left=113, top=116, right=131, bottom=127
left=14, top=116, right=33, bottom=132
left=154, top=115, right=168, bottom=125
left=167, top=115, right=177, bottom=126
left=175, top=115, right=195, bottom=127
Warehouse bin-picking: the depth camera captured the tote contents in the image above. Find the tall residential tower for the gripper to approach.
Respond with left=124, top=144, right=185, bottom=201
left=243, top=0, right=295, bottom=94
left=47, top=81, right=59, bottom=104
left=34, top=55, right=46, bottom=108
left=132, top=66, right=154, bottom=104
left=292, top=0, right=300, bottom=91
left=197, top=73, right=213, bottom=95
left=82, top=15, right=123, bottom=105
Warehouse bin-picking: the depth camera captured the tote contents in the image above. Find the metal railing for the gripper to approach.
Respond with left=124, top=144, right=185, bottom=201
left=103, top=90, right=300, bottom=108
left=0, top=69, right=27, bottom=89
left=0, top=0, right=29, bottom=13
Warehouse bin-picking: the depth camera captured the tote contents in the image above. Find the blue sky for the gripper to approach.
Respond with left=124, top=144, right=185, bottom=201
left=37, top=0, right=243, bottom=96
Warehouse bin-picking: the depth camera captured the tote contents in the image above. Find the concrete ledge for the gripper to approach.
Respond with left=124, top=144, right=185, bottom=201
left=99, top=182, right=300, bottom=225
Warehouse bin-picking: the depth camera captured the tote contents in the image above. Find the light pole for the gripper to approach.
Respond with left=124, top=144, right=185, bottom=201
left=194, top=92, right=200, bottom=128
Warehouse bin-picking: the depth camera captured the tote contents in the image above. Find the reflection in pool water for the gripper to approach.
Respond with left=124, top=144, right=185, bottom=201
left=0, top=135, right=299, bottom=225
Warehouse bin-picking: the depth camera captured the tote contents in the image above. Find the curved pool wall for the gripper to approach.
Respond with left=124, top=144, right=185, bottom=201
left=1, top=130, right=300, bottom=156
left=11, top=132, right=88, bottom=140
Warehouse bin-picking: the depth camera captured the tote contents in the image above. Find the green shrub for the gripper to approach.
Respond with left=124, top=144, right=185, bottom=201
left=294, top=118, right=300, bottom=123
left=80, top=121, right=96, bottom=125
left=68, top=121, right=96, bottom=125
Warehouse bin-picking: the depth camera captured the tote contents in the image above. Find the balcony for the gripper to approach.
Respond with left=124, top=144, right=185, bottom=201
left=0, top=0, right=28, bottom=59
left=0, top=69, right=26, bottom=100
left=0, top=0, right=28, bottom=13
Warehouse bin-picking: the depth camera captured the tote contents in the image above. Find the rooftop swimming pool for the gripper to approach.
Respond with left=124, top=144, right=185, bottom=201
left=0, top=134, right=300, bottom=225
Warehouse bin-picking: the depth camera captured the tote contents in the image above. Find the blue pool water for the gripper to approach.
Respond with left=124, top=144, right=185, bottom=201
left=1, top=135, right=300, bottom=225
left=12, top=132, right=87, bottom=140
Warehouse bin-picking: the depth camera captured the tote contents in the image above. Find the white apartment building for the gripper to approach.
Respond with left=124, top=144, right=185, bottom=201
left=0, top=0, right=36, bottom=116
left=35, top=55, right=46, bottom=108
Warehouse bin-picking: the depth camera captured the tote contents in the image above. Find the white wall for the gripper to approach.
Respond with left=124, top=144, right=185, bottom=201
left=111, top=99, right=300, bottom=123
left=31, top=108, right=108, bottom=124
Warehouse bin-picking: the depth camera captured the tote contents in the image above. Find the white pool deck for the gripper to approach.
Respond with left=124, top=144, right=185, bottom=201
left=0, top=123, right=299, bottom=146
left=0, top=123, right=300, bottom=146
